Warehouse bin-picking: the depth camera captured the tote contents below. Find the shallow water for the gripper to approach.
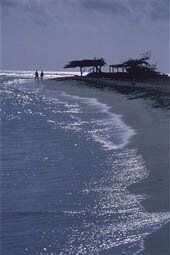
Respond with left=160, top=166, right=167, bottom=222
left=1, top=71, right=170, bottom=255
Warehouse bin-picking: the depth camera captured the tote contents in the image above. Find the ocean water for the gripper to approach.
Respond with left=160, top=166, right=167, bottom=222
left=0, top=71, right=170, bottom=255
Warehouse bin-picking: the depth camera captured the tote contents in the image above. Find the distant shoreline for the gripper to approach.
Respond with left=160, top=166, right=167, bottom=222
left=50, top=75, right=170, bottom=93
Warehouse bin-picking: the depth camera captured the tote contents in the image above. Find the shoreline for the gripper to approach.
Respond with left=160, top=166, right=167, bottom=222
left=50, top=75, right=170, bottom=93
left=44, top=78, right=170, bottom=254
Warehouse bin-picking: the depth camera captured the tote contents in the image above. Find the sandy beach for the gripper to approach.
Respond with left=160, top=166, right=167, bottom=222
left=44, top=77, right=170, bottom=255
left=50, top=76, right=170, bottom=93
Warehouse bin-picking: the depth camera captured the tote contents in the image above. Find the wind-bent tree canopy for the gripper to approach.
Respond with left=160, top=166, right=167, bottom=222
left=110, top=52, right=158, bottom=79
left=123, top=52, right=158, bottom=77
left=64, top=58, right=106, bottom=76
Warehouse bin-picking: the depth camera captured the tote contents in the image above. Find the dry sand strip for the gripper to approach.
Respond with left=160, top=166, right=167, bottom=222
left=68, top=76, right=169, bottom=94
left=50, top=76, right=170, bottom=93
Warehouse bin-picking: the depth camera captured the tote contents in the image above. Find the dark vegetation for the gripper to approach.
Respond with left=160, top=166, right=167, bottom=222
left=64, top=58, right=106, bottom=76
left=64, top=53, right=169, bottom=81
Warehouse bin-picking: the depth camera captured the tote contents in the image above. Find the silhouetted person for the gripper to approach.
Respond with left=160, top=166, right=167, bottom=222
left=35, top=70, right=39, bottom=81
left=132, top=78, right=136, bottom=85
left=40, top=71, right=44, bottom=79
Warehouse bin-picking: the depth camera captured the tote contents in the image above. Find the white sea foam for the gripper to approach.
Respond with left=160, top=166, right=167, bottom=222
left=42, top=89, right=135, bottom=150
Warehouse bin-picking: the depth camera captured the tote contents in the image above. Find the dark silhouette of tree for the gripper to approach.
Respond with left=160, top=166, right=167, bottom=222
left=64, top=58, right=106, bottom=76
left=141, top=50, right=151, bottom=61
left=120, top=52, right=158, bottom=79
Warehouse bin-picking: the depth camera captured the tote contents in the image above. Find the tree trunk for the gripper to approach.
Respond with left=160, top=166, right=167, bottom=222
left=80, top=67, right=83, bottom=76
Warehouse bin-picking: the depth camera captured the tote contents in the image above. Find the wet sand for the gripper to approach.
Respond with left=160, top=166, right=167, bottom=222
left=44, top=78, right=170, bottom=254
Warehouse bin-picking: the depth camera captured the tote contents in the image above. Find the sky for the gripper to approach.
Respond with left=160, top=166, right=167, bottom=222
left=1, top=0, right=169, bottom=73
